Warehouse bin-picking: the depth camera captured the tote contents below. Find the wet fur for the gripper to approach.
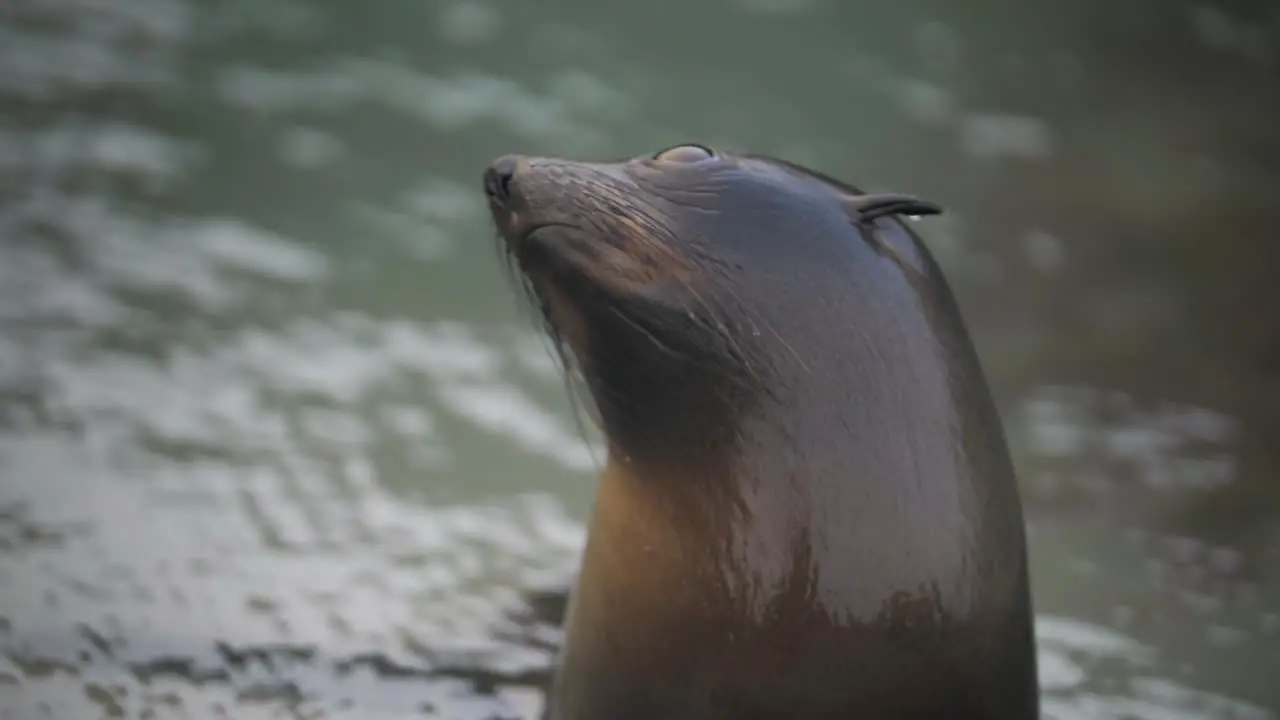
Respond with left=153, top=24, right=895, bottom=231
left=486, top=147, right=1039, bottom=720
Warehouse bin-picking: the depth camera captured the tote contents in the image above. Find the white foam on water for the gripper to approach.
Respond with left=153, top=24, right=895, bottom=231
left=342, top=61, right=577, bottom=137
left=351, top=176, right=495, bottom=262
left=731, top=0, right=824, bottom=14
left=24, top=299, right=597, bottom=478
left=0, top=0, right=187, bottom=97
left=188, top=218, right=331, bottom=282
left=896, top=80, right=954, bottom=126
left=1035, top=616, right=1274, bottom=720
left=1043, top=687, right=1274, bottom=720
left=0, top=122, right=199, bottom=182
left=1188, top=5, right=1277, bottom=67
left=545, top=68, right=633, bottom=117
left=18, top=0, right=191, bottom=42
left=217, top=65, right=366, bottom=114
left=278, top=126, right=346, bottom=169
left=0, top=243, right=129, bottom=328
left=0, top=674, right=282, bottom=720
left=216, top=60, right=625, bottom=146
left=436, top=381, right=600, bottom=473
left=3, top=195, right=327, bottom=312
left=1025, top=229, right=1068, bottom=274
left=379, top=405, right=437, bottom=439
left=350, top=202, right=456, bottom=262
left=1036, top=615, right=1153, bottom=659
left=0, top=421, right=582, bottom=702
left=437, top=0, right=502, bottom=44
left=205, top=0, right=325, bottom=41
left=1022, top=386, right=1240, bottom=494
left=404, top=179, right=488, bottom=225
left=960, top=114, right=1056, bottom=160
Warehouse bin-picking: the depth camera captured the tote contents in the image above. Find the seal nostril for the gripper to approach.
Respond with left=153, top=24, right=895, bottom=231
left=484, top=154, right=520, bottom=204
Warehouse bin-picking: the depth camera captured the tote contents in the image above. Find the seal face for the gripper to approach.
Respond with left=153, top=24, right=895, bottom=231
left=485, top=145, right=1038, bottom=720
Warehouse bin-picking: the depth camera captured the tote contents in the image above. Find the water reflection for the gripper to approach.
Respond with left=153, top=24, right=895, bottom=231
left=1, top=0, right=1278, bottom=717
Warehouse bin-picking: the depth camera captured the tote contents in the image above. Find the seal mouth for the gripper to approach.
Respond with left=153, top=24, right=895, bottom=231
left=494, top=221, right=583, bottom=285
left=487, top=212, right=580, bottom=350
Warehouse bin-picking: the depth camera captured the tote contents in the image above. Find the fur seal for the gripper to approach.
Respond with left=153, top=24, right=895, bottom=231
left=483, top=144, right=1038, bottom=719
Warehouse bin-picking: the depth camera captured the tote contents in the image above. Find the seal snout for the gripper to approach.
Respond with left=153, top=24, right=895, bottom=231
left=484, top=154, right=531, bottom=244
left=483, top=154, right=521, bottom=207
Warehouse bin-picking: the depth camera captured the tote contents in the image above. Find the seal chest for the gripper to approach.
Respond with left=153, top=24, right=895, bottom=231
left=485, top=145, right=1038, bottom=720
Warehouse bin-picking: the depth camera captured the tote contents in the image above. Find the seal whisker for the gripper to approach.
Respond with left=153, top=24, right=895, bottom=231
left=560, top=361, right=604, bottom=466
left=699, top=269, right=812, bottom=381
left=664, top=270, right=767, bottom=390
left=604, top=305, right=687, bottom=361
left=515, top=274, right=606, bottom=468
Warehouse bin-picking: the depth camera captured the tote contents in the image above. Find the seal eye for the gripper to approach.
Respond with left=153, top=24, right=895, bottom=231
left=653, top=144, right=715, bottom=164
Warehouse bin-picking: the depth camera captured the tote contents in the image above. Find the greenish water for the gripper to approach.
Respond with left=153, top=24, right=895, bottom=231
left=1, top=0, right=1279, bottom=718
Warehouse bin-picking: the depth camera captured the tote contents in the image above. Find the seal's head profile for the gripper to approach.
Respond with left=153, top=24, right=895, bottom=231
left=485, top=145, right=1038, bottom=720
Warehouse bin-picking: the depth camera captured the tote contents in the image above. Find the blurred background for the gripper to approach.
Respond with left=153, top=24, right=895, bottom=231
left=0, top=0, right=1278, bottom=718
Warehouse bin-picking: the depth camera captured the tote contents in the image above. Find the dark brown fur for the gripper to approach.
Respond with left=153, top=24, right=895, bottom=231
left=484, top=146, right=1038, bottom=720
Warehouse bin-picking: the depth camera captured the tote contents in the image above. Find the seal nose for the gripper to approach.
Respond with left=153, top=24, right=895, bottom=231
left=484, top=154, right=520, bottom=206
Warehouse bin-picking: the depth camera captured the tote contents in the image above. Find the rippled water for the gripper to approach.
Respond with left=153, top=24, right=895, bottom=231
left=1, top=1, right=1278, bottom=718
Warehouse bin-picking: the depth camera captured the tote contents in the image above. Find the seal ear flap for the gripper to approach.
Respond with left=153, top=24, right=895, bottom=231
left=843, top=193, right=944, bottom=224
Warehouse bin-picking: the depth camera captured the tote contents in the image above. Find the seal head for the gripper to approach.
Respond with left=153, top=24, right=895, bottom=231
left=485, top=144, right=1038, bottom=720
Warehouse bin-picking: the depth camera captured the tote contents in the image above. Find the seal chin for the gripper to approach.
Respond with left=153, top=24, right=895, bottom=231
left=486, top=205, right=532, bottom=249
left=501, top=223, right=572, bottom=282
